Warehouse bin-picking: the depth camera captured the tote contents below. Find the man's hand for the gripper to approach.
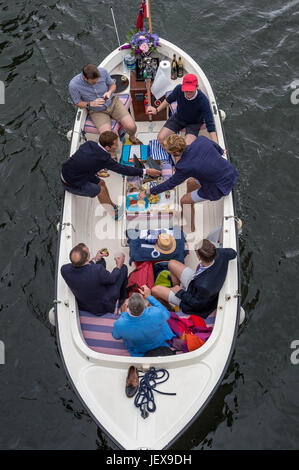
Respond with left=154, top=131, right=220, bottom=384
left=115, top=252, right=125, bottom=269
left=139, top=285, right=151, bottom=299
left=100, top=248, right=109, bottom=257
left=171, top=285, right=181, bottom=294
left=92, top=249, right=105, bottom=263
left=147, top=105, right=156, bottom=115
left=120, top=298, right=129, bottom=312
left=97, top=170, right=110, bottom=178
left=103, top=91, right=111, bottom=101
left=90, top=97, right=106, bottom=107
left=209, top=132, right=218, bottom=144
left=146, top=168, right=161, bottom=178
left=138, top=190, right=149, bottom=200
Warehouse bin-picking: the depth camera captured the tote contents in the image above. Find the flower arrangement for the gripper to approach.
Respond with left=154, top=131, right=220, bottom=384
left=121, top=28, right=159, bottom=56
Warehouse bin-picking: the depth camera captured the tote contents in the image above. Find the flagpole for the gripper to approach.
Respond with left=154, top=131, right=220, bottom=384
left=147, top=0, right=152, bottom=33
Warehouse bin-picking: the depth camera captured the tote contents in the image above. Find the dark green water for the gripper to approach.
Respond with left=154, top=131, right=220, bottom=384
left=1, top=0, right=299, bottom=450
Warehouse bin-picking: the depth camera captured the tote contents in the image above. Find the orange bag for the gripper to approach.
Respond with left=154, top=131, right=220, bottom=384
left=186, top=334, right=205, bottom=352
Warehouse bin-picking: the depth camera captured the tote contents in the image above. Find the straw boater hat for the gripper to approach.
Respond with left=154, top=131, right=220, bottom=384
left=154, top=233, right=176, bottom=255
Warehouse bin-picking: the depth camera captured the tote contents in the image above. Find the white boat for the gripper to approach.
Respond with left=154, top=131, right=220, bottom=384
left=54, top=37, right=241, bottom=450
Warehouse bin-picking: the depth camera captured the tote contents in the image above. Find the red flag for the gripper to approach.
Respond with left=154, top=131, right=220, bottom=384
left=136, top=0, right=147, bottom=30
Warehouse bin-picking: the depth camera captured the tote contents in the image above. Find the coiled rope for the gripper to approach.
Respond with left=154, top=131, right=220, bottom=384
left=134, top=367, right=176, bottom=419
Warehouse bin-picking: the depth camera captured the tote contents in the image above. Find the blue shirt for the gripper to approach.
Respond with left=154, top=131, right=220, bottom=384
left=68, top=67, right=115, bottom=111
left=112, top=296, right=175, bottom=357
left=166, top=85, right=215, bottom=132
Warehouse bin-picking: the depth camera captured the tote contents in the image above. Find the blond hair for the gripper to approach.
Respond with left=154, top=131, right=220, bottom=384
left=163, top=134, right=187, bottom=155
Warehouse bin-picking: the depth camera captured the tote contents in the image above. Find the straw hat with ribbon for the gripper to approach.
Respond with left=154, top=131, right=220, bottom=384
left=154, top=233, right=176, bottom=255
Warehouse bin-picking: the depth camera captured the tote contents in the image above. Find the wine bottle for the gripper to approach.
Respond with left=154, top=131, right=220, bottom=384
left=171, top=54, right=178, bottom=80
left=177, top=56, right=183, bottom=77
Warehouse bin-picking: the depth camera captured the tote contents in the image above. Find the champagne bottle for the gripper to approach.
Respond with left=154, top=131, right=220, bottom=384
left=171, top=54, right=178, bottom=80
left=173, top=54, right=178, bottom=72
left=177, top=56, right=183, bottom=77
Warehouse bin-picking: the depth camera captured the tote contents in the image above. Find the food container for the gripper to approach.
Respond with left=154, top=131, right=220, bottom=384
left=149, top=194, right=160, bottom=204
left=124, top=55, right=136, bottom=70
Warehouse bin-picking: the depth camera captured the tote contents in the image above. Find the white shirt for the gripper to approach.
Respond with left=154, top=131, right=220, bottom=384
left=184, top=90, right=198, bottom=101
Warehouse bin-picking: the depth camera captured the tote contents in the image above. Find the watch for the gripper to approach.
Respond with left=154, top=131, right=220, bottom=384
left=86, top=102, right=91, bottom=111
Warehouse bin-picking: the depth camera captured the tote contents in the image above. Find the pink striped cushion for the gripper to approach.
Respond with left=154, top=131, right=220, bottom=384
left=79, top=309, right=216, bottom=356
left=84, top=94, right=132, bottom=135
left=79, top=311, right=130, bottom=356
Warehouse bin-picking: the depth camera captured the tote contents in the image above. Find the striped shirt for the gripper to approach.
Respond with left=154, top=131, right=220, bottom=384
left=191, top=261, right=215, bottom=280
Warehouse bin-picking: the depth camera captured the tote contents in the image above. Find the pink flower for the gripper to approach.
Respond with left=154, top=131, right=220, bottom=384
left=138, top=35, right=146, bottom=40
left=140, top=42, right=149, bottom=53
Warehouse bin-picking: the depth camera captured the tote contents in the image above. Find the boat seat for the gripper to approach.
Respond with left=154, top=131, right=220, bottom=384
left=83, top=93, right=132, bottom=135
left=165, top=91, right=207, bottom=132
left=79, top=309, right=216, bottom=356
left=79, top=311, right=131, bottom=356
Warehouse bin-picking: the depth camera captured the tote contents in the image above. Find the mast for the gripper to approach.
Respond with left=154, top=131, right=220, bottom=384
left=147, top=0, right=152, bottom=33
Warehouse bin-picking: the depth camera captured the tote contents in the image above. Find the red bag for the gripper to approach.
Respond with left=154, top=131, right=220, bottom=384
left=126, top=261, right=154, bottom=297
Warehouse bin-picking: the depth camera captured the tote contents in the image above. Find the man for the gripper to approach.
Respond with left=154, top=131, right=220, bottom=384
left=69, top=64, right=142, bottom=144
left=152, top=239, right=237, bottom=318
left=147, top=73, right=217, bottom=145
left=61, top=243, right=128, bottom=315
left=112, top=285, right=175, bottom=357
left=61, top=131, right=161, bottom=219
left=138, top=134, right=238, bottom=231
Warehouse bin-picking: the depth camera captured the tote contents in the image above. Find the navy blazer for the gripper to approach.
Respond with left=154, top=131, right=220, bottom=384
left=61, top=260, right=126, bottom=315
left=150, top=136, right=238, bottom=201
left=61, top=141, right=143, bottom=187
left=175, top=248, right=237, bottom=318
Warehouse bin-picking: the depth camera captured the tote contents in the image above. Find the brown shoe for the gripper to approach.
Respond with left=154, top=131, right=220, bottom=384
left=125, top=366, right=139, bottom=398
left=128, top=136, right=143, bottom=145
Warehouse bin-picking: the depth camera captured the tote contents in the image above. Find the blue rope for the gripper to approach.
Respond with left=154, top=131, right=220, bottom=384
left=134, top=367, right=176, bottom=419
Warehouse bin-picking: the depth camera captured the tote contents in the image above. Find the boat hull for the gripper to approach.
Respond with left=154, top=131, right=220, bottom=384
left=55, top=38, right=240, bottom=450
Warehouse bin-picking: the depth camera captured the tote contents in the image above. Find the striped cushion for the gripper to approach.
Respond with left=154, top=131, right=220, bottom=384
left=79, top=309, right=216, bottom=356
left=148, top=139, right=170, bottom=161
left=79, top=311, right=130, bottom=356
left=83, top=94, right=132, bottom=135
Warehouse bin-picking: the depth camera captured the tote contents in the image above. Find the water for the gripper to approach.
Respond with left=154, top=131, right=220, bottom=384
left=1, top=0, right=299, bottom=450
